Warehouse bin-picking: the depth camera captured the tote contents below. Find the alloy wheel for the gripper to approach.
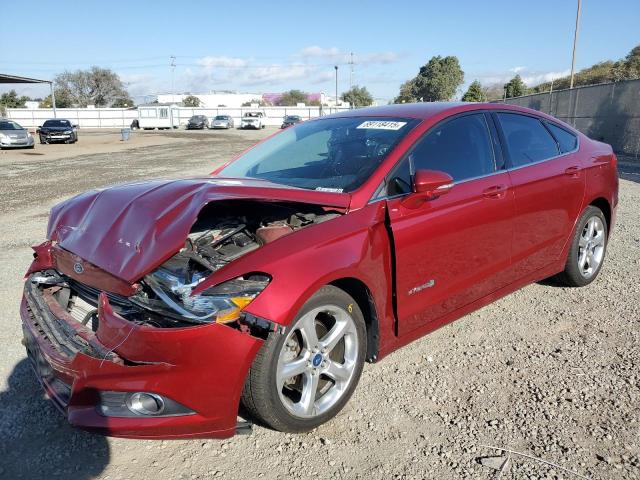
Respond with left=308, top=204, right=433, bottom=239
left=577, top=216, right=605, bottom=278
left=276, top=305, right=359, bottom=418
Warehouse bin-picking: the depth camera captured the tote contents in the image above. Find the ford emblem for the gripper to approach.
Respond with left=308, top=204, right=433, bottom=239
left=73, top=262, right=84, bottom=274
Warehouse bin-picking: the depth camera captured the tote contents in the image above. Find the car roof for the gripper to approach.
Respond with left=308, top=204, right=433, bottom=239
left=323, top=102, right=557, bottom=122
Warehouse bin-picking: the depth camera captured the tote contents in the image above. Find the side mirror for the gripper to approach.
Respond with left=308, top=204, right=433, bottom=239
left=401, top=169, right=454, bottom=208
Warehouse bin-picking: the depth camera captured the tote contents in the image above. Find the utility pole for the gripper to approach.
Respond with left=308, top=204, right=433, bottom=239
left=569, top=0, right=582, bottom=89
left=170, top=55, right=176, bottom=99
left=334, top=65, right=339, bottom=111
left=349, top=52, right=354, bottom=89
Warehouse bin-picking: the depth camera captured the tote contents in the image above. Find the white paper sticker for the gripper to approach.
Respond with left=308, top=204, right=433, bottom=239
left=315, top=187, right=344, bottom=193
left=356, top=120, right=407, bottom=130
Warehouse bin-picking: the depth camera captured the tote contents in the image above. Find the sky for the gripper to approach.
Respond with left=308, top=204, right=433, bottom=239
left=1, top=0, right=638, bottom=104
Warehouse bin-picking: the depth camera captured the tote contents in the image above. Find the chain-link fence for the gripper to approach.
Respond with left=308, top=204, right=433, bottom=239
left=502, top=79, right=640, bottom=158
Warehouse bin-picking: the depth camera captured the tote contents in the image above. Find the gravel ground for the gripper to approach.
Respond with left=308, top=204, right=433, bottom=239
left=0, top=130, right=638, bottom=479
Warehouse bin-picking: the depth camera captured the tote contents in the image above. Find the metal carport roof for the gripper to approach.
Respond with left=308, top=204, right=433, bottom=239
left=0, top=73, right=57, bottom=116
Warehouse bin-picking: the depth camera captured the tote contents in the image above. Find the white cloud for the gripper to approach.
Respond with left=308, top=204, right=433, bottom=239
left=197, top=56, right=248, bottom=70
left=474, top=68, right=571, bottom=87
left=298, top=46, right=401, bottom=65
left=300, top=46, right=342, bottom=58
left=358, top=51, right=401, bottom=65
left=521, top=69, right=571, bottom=85
left=240, top=64, right=318, bottom=86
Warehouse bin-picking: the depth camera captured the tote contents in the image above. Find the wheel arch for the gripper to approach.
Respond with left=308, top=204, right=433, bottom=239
left=329, top=277, right=380, bottom=363
left=588, top=196, right=611, bottom=230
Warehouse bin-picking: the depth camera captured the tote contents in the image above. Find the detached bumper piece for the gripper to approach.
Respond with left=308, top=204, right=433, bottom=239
left=21, top=273, right=264, bottom=439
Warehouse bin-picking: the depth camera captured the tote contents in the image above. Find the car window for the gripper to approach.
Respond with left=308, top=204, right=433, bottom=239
left=221, top=116, right=418, bottom=192
left=409, top=113, right=496, bottom=182
left=546, top=122, right=578, bottom=153
left=0, top=121, right=22, bottom=130
left=497, top=113, right=559, bottom=167
left=385, top=156, right=413, bottom=196
left=43, top=120, right=70, bottom=127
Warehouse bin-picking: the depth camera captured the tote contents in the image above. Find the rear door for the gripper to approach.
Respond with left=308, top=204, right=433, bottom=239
left=494, top=112, right=585, bottom=280
left=384, top=112, right=515, bottom=336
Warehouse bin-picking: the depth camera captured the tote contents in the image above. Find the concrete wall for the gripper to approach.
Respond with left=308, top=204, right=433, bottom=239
left=6, top=106, right=352, bottom=129
left=502, top=79, right=640, bottom=158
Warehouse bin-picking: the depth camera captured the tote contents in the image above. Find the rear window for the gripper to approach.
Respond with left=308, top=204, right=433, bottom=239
left=546, top=122, right=578, bottom=153
left=497, top=113, right=559, bottom=167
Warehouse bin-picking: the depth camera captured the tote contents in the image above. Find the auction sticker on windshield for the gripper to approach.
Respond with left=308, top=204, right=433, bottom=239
left=357, top=120, right=407, bottom=130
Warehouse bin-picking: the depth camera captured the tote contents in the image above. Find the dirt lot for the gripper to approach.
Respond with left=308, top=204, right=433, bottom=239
left=0, top=129, right=638, bottom=479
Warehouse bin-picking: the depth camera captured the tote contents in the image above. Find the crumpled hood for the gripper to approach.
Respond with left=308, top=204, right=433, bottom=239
left=47, top=177, right=350, bottom=283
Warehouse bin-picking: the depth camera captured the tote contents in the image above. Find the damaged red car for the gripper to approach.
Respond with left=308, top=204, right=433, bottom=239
left=21, top=103, right=618, bottom=439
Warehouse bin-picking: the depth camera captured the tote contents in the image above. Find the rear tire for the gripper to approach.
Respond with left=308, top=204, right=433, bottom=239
left=241, top=285, right=366, bottom=432
left=556, top=205, right=608, bottom=287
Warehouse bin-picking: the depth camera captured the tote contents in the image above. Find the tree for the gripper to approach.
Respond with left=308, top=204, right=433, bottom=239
left=183, top=95, right=201, bottom=107
left=53, top=66, right=131, bottom=107
left=276, top=90, right=309, bottom=106
left=411, top=55, right=464, bottom=102
left=393, top=79, right=417, bottom=103
left=0, top=90, right=31, bottom=108
left=483, top=84, right=505, bottom=102
left=461, top=80, right=487, bottom=102
left=112, top=97, right=135, bottom=108
left=341, top=85, right=373, bottom=107
left=529, top=44, right=640, bottom=93
left=504, top=74, right=527, bottom=98
left=241, top=99, right=268, bottom=107
left=38, top=93, right=73, bottom=108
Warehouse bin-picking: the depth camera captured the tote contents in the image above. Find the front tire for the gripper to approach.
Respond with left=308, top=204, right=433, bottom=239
left=557, top=205, right=608, bottom=287
left=242, top=285, right=366, bottom=432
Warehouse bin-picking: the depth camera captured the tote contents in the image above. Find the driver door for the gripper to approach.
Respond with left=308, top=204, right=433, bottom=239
left=384, top=112, right=515, bottom=336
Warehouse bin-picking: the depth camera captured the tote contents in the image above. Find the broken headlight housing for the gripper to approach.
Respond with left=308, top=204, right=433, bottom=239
left=135, top=269, right=270, bottom=324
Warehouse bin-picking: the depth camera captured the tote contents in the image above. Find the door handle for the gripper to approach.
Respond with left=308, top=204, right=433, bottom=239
left=564, top=166, right=581, bottom=176
left=482, top=184, right=508, bottom=199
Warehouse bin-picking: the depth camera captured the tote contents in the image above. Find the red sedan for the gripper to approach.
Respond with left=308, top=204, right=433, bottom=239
left=21, top=103, right=618, bottom=439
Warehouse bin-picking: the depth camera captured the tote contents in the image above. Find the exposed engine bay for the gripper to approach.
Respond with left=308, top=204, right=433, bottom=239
left=47, top=201, right=341, bottom=334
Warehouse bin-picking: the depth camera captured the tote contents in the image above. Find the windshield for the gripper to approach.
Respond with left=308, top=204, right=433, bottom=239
left=190, top=116, right=205, bottom=121
left=215, top=116, right=228, bottom=120
left=285, top=116, right=300, bottom=122
left=0, top=120, right=23, bottom=130
left=220, top=117, right=418, bottom=192
left=43, top=120, right=70, bottom=127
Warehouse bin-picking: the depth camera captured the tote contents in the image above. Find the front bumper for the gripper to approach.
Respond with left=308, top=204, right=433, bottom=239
left=211, top=123, right=230, bottom=129
left=20, top=274, right=263, bottom=439
left=40, top=132, right=73, bottom=142
left=241, top=123, right=260, bottom=129
left=0, top=136, right=34, bottom=147
left=186, top=124, right=206, bottom=130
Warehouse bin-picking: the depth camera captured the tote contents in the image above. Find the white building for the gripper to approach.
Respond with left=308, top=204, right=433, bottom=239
left=157, top=91, right=263, bottom=108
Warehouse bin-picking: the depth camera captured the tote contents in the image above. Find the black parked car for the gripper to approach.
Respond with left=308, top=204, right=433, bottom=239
left=186, top=115, right=209, bottom=130
left=37, top=119, right=78, bottom=144
left=281, top=115, right=302, bottom=128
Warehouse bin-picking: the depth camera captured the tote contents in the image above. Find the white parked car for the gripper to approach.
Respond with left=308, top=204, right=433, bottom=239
left=240, top=111, right=266, bottom=129
left=0, top=119, right=35, bottom=149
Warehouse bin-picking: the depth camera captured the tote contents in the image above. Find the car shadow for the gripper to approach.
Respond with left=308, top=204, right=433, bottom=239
left=0, top=359, right=110, bottom=479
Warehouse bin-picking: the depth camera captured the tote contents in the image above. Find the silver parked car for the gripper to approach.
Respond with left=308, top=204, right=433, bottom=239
left=210, top=115, right=235, bottom=129
left=0, top=119, right=35, bottom=149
